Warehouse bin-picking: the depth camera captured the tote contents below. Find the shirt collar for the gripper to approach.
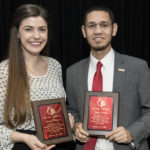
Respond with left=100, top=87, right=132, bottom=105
left=90, top=48, right=115, bottom=70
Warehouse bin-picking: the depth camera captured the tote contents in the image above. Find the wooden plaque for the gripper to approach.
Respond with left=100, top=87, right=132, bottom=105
left=83, top=91, right=119, bottom=137
left=32, top=98, right=73, bottom=145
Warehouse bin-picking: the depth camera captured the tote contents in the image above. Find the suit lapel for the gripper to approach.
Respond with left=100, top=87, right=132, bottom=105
left=113, top=52, right=126, bottom=93
left=112, top=52, right=127, bottom=149
left=77, top=58, right=90, bottom=120
left=78, top=54, right=126, bottom=93
left=78, top=58, right=90, bottom=92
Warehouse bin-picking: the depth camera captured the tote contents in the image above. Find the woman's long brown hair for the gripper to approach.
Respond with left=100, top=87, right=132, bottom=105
left=4, top=4, right=51, bottom=129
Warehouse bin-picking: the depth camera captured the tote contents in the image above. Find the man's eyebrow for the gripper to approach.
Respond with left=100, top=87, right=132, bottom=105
left=87, top=21, right=110, bottom=24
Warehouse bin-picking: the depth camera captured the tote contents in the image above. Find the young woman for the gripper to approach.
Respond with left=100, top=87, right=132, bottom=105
left=0, top=4, right=73, bottom=150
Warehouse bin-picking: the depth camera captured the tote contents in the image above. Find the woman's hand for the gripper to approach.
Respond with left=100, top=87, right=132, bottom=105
left=43, top=145, right=56, bottom=150
left=24, top=134, right=56, bottom=150
left=11, top=131, right=55, bottom=150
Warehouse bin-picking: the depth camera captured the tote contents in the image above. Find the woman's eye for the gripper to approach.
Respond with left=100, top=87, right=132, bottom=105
left=39, top=28, right=47, bottom=32
left=24, top=28, right=32, bottom=32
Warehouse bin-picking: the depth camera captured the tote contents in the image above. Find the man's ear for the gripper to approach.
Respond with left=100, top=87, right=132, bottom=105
left=81, top=25, right=87, bottom=38
left=112, top=23, right=118, bottom=37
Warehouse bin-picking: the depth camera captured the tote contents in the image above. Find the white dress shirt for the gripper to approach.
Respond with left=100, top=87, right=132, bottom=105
left=88, top=49, right=115, bottom=150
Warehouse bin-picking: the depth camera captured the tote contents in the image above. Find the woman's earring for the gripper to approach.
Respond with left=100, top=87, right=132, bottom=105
left=17, top=34, right=20, bottom=41
left=17, top=34, right=20, bottom=39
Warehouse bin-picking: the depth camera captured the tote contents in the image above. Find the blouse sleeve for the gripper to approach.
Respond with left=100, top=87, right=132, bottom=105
left=57, top=62, right=66, bottom=99
left=0, top=60, right=14, bottom=149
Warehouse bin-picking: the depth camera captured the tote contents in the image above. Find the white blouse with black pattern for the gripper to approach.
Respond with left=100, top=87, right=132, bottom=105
left=0, top=57, right=65, bottom=150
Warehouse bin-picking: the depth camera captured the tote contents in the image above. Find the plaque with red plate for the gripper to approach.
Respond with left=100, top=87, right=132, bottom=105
left=83, top=92, right=119, bottom=136
left=32, top=98, right=73, bottom=145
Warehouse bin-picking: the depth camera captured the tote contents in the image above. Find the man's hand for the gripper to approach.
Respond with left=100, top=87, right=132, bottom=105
left=68, top=113, right=74, bottom=129
left=73, top=122, right=89, bottom=143
left=106, top=126, right=133, bottom=143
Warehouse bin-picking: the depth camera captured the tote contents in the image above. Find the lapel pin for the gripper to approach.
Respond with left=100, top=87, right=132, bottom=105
left=118, top=68, right=125, bottom=72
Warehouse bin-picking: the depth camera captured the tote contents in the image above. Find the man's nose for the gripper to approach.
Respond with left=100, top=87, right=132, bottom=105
left=94, top=25, right=103, bottom=34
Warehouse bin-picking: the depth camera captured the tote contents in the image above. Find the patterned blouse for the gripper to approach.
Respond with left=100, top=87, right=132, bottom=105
left=0, top=57, right=65, bottom=150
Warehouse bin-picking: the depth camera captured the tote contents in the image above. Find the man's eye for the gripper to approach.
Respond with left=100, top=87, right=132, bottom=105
left=88, top=24, right=96, bottom=28
left=101, top=24, right=108, bottom=27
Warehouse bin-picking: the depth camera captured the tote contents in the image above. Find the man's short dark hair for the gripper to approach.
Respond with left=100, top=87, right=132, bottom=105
left=82, top=6, right=115, bottom=25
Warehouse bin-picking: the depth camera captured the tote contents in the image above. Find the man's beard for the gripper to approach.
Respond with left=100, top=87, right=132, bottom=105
left=91, top=40, right=111, bottom=52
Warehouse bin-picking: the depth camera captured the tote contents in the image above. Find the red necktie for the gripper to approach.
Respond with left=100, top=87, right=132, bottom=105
left=83, top=61, right=103, bottom=150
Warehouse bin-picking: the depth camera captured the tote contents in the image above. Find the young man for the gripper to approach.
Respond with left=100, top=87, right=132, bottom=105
left=66, top=6, right=150, bottom=150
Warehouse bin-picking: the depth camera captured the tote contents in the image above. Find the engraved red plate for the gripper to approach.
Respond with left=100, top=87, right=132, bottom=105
left=32, top=98, right=73, bottom=145
left=83, top=92, right=119, bottom=136
left=39, top=104, right=67, bottom=140
left=88, top=96, right=113, bottom=131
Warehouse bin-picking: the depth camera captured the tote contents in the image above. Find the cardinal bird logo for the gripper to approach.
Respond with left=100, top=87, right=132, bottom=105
left=97, top=98, right=106, bottom=108
left=47, top=107, right=56, bottom=115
